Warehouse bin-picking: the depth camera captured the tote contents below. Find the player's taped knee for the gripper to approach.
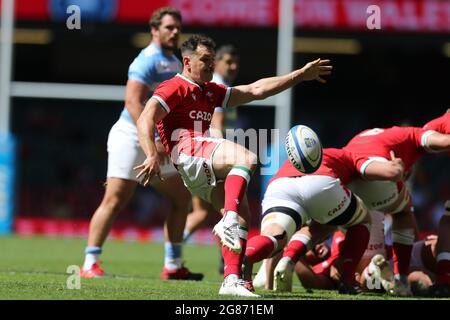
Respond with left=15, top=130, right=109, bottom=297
left=341, top=194, right=369, bottom=228
left=262, top=235, right=279, bottom=256
left=392, top=228, right=415, bottom=245
left=265, top=231, right=287, bottom=256
left=261, top=207, right=303, bottom=240
left=389, top=187, right=411, bottom=215
left=273, top=231, right=287, bottom=241
left=327, top=193, right=368, bottom=227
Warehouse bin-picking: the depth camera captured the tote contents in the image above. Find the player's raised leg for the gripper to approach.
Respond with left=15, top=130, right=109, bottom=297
left=211, top=140, right=257, bottom=253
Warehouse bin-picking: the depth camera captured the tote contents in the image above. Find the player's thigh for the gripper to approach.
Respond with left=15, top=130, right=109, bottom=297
left=212, top=140, right=257, bottom=179
left=103, top=177, right=138, bottom=208
left=296, top=175, right=359, bottom=225
left=348, top=179, right=409, bottom=214
left=294, top=176, right=370, bottom=228
left=261, top=178, right=309, bottom=240
left=174, top=137, right=224, bottom=203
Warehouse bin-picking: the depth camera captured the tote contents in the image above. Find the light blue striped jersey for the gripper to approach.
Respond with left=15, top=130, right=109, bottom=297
left=120, top=42, right=182, bottom=123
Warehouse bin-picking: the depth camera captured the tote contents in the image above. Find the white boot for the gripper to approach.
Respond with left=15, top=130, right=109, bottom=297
left=274, top=257, right=294, bottom=292
left=213, top=212, right=242, bottom=253
left=219, top=274, right=260, bottom=297
left=253, top=260, right=267, bottom=288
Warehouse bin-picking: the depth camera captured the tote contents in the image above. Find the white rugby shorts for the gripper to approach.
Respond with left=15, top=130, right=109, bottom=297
left=262, top=175, right=352, bottom=225
left=106, top=118, right=177, bottom=181
left=348, top=178, right=409, bottom=214
left=172, top=136, right=225, bottom=202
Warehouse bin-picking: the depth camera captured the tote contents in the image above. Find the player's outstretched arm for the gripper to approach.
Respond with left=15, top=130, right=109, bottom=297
left=227, top=58, right=332, bottom=108
left=363, top=151, right=405, bottom=182
left=135, top=98, right=167, bottom=186
left=424, top=132, right=450, bottom=152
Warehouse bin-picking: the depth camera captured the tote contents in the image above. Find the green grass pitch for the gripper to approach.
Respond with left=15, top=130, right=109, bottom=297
left=0, top=235, right=444, bottom=300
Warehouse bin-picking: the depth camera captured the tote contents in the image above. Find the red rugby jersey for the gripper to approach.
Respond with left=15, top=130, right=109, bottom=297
left=423, top=112, right=450, bottom=134
left=343, top=127, right=432, bottom=176
left=152, top=73, right=231, bottom=153
left=270, top=148, right=359, bottom=186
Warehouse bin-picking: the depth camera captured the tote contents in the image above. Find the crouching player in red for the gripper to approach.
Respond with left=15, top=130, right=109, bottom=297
left=243, top=147, right=395, bottom=295
left=293, top=211, right=395, bottom=294
left=343, top=119, right=450, bottom=295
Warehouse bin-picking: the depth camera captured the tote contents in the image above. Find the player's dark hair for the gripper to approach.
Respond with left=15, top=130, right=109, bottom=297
left=181, top=35, right=216, bottom=56
left=149, top=7, right=182, bottom=30
left=215, top=45, right=239, bottom=61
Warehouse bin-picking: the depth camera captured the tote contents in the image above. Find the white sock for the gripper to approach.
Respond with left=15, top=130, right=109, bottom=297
left=83, top=253, right=100, bottom=270
left=164, top=242, right=183, bottom=270
left=164, top=258, right=183, bottom=270
left=225, top=274, right=239, bottom=283
left=83, top=246, right=102, bottom=270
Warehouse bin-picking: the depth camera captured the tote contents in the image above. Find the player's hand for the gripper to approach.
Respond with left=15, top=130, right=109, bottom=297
left=389, top=150, right=405, bottom=181
left=134, top=155, right=161, bottom=187
left=300, top=58, right=333, bottom=83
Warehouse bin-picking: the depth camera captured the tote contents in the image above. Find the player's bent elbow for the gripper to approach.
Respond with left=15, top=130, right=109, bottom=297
left=124, top=97, right=141, bottom=112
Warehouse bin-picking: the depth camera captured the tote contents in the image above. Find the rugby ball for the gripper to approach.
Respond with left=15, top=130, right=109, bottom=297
left=285, top=125, right=323, bottom=173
